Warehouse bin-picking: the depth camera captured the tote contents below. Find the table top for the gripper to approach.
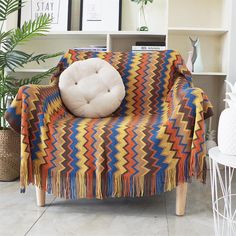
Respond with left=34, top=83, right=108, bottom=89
left=209, top=147, right=236, bottom=168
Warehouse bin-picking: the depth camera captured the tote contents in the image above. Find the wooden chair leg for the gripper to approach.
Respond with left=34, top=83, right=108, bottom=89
left=36, top=186, right=46, bottom=207
left=176, top=183, right=188, bottom=216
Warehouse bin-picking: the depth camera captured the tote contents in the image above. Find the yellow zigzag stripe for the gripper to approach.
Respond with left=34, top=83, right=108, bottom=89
left=20, top=133, right=30, bottom=187
left=146, top=58, right=154, bottom=115
left=94, top=117, right=112, bottom=198
left=126, top=54, right=141, bottom=115
left=114, top=121, right=129, bottom=196
left=53, top=120, right=67, bottom=174
left=76, top=119, right=89, bottom=198
left=134, top=125, right=149, bottom=196
left=191, top=88, right=204, bottom=147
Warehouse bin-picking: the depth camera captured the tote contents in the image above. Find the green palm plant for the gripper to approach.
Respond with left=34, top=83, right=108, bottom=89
left=0, top=0, right=63, bottom=128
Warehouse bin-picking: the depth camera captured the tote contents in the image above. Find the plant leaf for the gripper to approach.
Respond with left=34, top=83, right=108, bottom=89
left=0, top=30, right=12, bottom=44
left=29, top=52, right=63, bottom=64
left=17, top=67, right=57, bottom=86
left=3, top=14, right=52, bottom=51
left=0, top=50, right=32, bottom=71
left=0, top=0, right=23, bottom=21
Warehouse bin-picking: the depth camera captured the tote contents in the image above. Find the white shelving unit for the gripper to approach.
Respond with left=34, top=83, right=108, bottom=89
left=7, top=0, right=235, bottom=132
left=168, top=27, right=228, bottom=36
left=15, top=30, right=166, bottom=70
left=167, top=0, right=234, bottom=132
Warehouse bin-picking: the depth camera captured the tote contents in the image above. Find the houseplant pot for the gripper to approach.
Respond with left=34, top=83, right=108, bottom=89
left=0, top=129, right=20, bottom=181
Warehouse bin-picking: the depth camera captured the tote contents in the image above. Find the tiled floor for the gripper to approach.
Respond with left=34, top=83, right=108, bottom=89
left=0, top=173, right=214, bottom=236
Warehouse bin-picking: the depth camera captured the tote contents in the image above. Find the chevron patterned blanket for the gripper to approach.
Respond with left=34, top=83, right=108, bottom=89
left=5, top=50, right=213, bottom=199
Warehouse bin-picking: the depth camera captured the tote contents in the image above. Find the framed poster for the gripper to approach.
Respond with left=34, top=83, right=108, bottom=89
left=80, top=0, right=122, bottom=31
left=18, top=0, right=72, bottom=31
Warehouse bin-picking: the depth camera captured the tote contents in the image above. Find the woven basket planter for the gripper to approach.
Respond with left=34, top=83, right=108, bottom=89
left=0, top=129, right=20, bottom=181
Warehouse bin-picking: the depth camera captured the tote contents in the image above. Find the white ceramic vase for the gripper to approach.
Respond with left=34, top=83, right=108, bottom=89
left=186, top=51, right=193, bottom=72
left=189, top=37, right=204, bottom=73
left=218, top=108, right=236, bottom=155
left=193, top=41, right=204, bottom=72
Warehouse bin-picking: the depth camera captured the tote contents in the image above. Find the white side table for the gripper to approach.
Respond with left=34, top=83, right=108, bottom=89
left=209, top=147, right=236, bottom=236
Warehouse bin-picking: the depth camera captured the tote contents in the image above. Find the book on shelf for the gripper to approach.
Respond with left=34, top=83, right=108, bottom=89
left=132, top=46, right=166, bottom=51
left=135, top=41, right=166, bottom=46
left=133, top=51, right=166, bottom=53
left=73, top=45, right=107, bottom=52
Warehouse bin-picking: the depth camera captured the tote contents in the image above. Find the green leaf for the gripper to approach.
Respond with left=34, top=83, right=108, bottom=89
left=0, top=30, right=12, bottom=44
left=0, top=0, right=23, bottom=21
left=3, top=14, right=52, bottom=51
left=17, top=67, right=57, bottom=86
left=0, top=49, right=62, bottom=71
left=29, top=52, right=63, bottom=64
left=0, top=50, right=32, bottom=71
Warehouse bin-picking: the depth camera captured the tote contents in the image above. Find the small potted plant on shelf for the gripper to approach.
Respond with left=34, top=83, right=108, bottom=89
left=0, top=0, right=62, bottom=181
left=131, top=0, right=154, bottom=31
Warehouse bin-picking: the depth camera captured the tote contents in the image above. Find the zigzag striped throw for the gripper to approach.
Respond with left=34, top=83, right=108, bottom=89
left=5, top=50, right=213, bottom=199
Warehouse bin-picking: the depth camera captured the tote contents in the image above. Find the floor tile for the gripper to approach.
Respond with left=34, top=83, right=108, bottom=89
left=0, top=181, right=55, bottom=236
left=165, top=175, right=214, bottom=236
left=27, top=196, right=168, bottom=236
left=0, top=172, right=217, bottom=236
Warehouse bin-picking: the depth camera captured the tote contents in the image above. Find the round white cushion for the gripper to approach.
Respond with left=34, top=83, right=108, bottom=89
left=59, top=58, right=125, bottom=118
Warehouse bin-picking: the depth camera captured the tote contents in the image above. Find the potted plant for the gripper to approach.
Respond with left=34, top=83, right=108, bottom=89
left=0, top=0, right=62, bottom=181
left=131, top=0, right=154, bottom=31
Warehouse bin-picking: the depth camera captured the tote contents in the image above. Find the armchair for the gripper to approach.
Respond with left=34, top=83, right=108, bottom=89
left=5, top=50, right=213, bottom=215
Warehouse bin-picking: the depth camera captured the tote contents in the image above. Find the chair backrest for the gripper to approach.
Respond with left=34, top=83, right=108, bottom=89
left=52, top=50, right=192, bottom=116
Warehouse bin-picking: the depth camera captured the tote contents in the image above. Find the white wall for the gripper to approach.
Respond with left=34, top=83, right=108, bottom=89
left=228, top=0, right=236, bottom=83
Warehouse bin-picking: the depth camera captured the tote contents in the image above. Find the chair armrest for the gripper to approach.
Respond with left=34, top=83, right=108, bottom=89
left=167, top=78, right=213, bottom=120
left=5, top=82, right=68, bottom=191
left=5, top=82, right=66, bottom=133
left=165, top=78, right=213, bottom=183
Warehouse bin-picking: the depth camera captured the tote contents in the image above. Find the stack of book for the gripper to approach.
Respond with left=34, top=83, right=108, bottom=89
left=74, top=45, right=107, bottom=52
left=132, top=41, right=166, bottom=53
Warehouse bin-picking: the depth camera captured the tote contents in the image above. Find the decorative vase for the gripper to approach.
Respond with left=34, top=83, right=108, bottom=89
left=189, top=37, right=204, bottom=73
left=186, top=51, right=193, bottom=72
left=137, top=4, right=149, bottom=31
left=218, top=81, right=236, bottom=155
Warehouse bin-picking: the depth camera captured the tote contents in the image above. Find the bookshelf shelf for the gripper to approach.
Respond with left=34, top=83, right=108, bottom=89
left=37, top=31, right=166, bottom=40
left=8, top=69, right=48, bottom=73
left=192, top=72, right=227, bottom=76
left=168, top=27, right=228, bottom=36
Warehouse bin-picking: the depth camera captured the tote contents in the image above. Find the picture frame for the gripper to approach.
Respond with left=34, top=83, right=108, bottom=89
left=18, top=0, right=72, bottom=31
left=80, top=0, right=122, bottom=31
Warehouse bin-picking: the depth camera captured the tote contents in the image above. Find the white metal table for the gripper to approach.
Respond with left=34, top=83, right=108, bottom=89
left=209, top=147, right=236, bottom=236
